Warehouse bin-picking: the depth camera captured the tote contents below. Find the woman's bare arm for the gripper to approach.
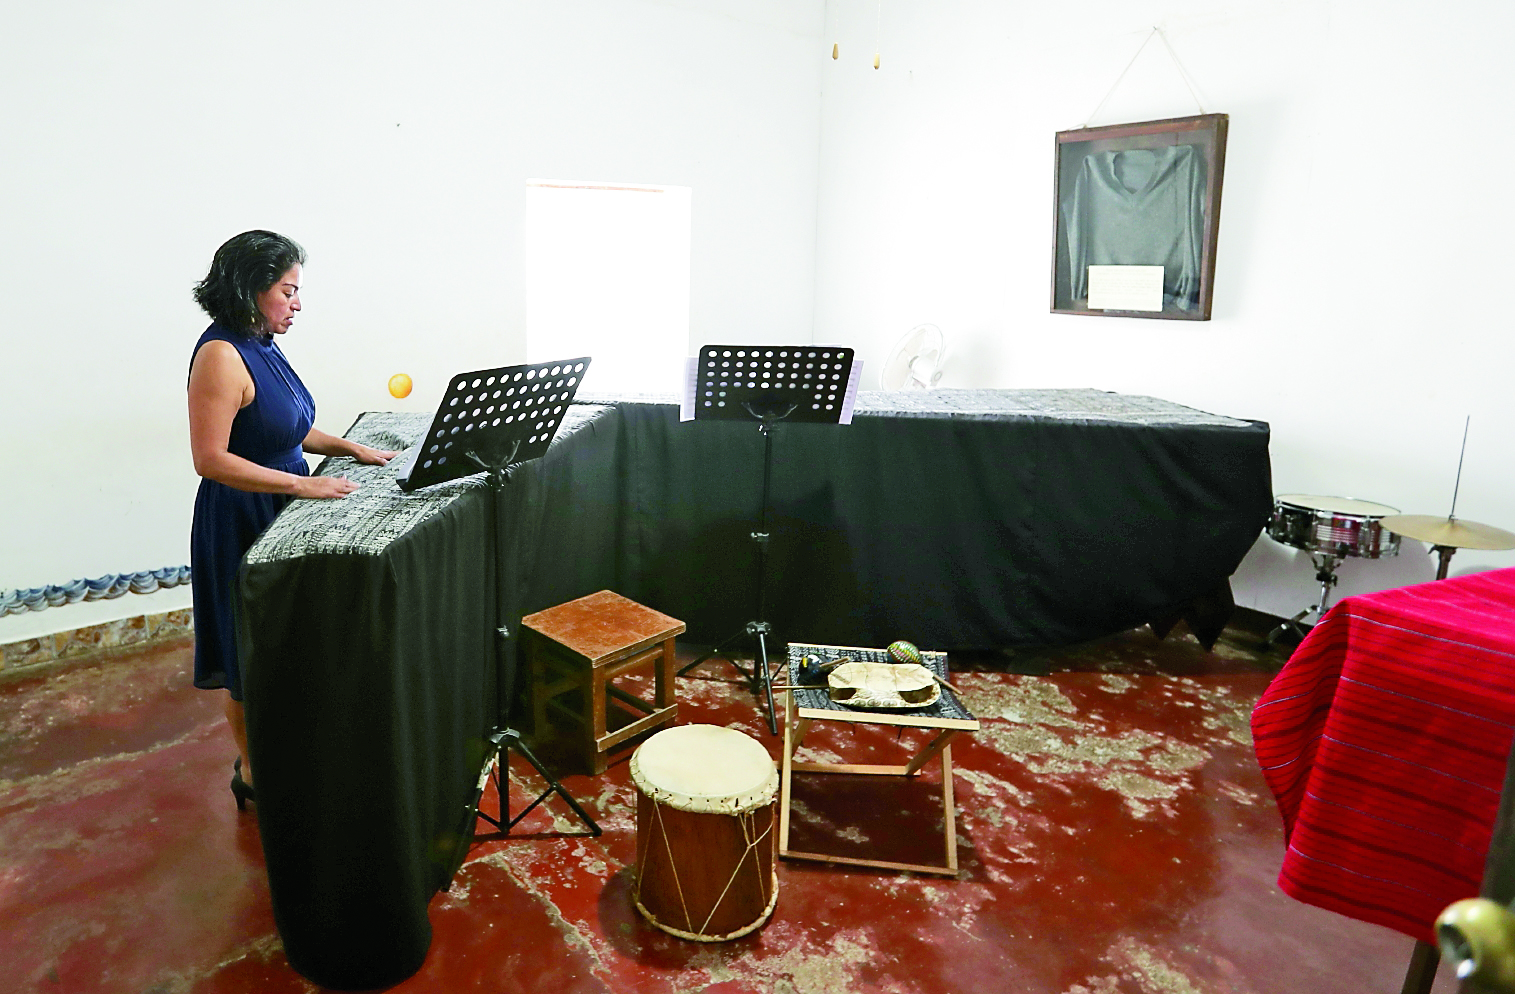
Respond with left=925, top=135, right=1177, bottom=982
left=188, top=341, right=357, bottom=498
left=303, top=427, right=397, bottom=465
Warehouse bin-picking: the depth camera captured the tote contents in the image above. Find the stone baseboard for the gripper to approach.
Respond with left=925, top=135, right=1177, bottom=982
left=0, top=608, right=194, bottom=674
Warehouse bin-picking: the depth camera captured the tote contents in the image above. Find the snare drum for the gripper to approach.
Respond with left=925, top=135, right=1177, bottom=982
left=1268, top=494, right=1402, bottom=560
left=631, top=724, right=779, bottom=941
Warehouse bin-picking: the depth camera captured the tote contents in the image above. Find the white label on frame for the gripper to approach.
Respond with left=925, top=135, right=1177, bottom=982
left=1087, top=265, right=1164, bottom=311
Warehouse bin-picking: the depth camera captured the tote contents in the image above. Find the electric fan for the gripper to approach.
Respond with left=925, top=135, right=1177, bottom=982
left=880, top=324, right=945, bottom=389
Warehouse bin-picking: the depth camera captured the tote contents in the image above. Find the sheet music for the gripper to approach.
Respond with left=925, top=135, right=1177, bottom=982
left=839, top=359, right=864, bottom=425
left=679, top=356, right=697, bottom=422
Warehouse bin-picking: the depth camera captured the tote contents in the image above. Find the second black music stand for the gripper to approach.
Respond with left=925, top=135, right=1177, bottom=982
left=677, top=344, right=859, bottom=734
left=399, top=358, right=603, bottom=886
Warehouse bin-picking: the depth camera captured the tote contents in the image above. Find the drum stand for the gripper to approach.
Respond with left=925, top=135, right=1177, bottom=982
left=1264, top=551, right=1344, bottom=646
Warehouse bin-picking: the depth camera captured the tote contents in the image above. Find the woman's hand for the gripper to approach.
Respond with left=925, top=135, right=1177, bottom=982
left=350, top=443, right=398, bottom=466
left=292, top=475, right=360, bottom=499
left=302, top=428, right=395, bottom=465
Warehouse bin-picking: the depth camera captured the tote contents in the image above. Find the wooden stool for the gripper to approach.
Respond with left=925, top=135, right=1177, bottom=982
left=522, top=590, right=684, bottom=775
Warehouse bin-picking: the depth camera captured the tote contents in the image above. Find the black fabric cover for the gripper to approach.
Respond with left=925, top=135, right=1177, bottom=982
left=236, top=390, right=1269, bottom=988
left=605, top=399, right=1272, bottom=648
left=238, top=408, right=619, bottom=989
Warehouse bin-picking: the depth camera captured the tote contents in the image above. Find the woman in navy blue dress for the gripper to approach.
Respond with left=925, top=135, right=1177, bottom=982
left=188, top=231, right=395, bottom=809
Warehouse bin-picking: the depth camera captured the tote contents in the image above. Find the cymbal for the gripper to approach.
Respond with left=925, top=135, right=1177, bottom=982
left=1381, top=514, right=1515, bottom=551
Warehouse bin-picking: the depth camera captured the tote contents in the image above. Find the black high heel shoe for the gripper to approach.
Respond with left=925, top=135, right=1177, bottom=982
left=231, top=757, right=256, bottom=811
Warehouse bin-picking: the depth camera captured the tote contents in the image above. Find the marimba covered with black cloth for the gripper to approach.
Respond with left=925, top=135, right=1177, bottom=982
left=235, top=389, right=1270, bottom=987
left=238, top=406, right=620, bottom=989
left=589, top=387, right=1271, bottom=649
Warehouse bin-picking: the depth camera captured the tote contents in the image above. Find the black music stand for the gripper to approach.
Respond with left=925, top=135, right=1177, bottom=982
left=677, top=345, right=859, bottom=734
left=400, top=358, right=602, bottom=885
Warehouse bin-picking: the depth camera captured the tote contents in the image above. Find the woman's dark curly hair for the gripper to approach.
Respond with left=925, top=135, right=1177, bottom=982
left=192, top=230, right=306, bottom=337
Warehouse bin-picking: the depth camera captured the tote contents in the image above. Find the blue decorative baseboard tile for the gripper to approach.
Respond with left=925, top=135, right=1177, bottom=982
left=0, top=567, right=191, bottom=616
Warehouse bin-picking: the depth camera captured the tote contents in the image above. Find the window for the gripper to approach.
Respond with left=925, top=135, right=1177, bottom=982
left=525, top=181, right=692, bottom=395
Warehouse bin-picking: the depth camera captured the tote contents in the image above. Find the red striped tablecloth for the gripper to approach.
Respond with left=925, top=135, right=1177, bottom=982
left=1252, top=568, right=1515, bottom=942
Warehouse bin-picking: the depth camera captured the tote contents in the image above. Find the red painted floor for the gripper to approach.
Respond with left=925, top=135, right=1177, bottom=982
left=0, top=622, right=1457, bottom=993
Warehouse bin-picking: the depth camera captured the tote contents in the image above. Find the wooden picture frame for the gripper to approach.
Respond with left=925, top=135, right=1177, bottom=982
left=1051, top=113, right=1228, bottom=320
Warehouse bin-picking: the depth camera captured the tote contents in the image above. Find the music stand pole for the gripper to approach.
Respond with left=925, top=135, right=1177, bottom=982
left=465, top=449, right=600, bottom=838
left=677, top=407, right=789, bottom=735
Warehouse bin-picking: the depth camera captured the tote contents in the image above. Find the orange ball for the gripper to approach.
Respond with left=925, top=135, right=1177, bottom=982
left=388, top=373, right=413, bottom=399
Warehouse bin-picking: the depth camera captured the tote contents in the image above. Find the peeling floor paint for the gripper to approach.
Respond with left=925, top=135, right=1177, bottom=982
left=0, top=620, right=1458, bottom=994
left=958, top=675, right=1082, bottom=727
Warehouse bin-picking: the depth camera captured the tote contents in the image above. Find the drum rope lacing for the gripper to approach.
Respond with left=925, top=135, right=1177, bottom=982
left=635, top=802, right=775, bottom=942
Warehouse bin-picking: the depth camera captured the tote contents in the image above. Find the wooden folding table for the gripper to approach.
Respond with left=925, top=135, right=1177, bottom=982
left=778, top=642, right=980, bottom=876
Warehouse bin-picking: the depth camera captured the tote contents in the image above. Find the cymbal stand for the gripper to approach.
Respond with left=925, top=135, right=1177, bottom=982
left=1434, top=417, right=1471, bottom=582
left=1264, top=551, right=1345, bottom=646
left=1431, top=543, right=1458, bottom=581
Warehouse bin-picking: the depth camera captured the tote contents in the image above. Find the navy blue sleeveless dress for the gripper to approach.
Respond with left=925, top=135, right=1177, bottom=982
left=190, top=324, right=314, bottom=701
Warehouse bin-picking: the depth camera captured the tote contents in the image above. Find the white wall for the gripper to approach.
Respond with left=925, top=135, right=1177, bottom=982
left=0, top=0, right=823, bottom=643
left=8, top=0, right=1508, bottom=645
left=812, top=0, right=1515, bottom=615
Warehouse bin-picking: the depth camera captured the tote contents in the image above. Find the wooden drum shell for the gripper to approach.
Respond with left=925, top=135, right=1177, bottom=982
left=633, top=792, right=778, bottom=941
left=630, top=724, right=779, bottom=942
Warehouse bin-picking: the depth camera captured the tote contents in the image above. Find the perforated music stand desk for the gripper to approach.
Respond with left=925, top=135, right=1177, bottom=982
left=778, top=642, right=980, bottom=876
left=394, top=358, right=590, bottom=493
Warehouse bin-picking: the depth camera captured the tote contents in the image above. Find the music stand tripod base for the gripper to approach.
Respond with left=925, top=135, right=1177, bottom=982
left=473, top=728, right=601, bottom=837
left=678, top=619, right=777, bottom=725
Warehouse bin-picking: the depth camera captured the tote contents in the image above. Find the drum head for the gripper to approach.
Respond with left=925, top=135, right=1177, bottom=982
left=632, top=724, right=778, bottom=814
left=1275, top=494, right=1400, bottom=517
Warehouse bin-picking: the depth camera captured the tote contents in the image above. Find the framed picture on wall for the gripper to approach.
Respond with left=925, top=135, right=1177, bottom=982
left=1051, top=113, right=1228, bottom=321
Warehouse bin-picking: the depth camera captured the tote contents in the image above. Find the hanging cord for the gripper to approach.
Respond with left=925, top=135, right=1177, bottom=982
left=830, top=0, right=840, bottom=59
left=1155, top=26, right=1207, bottom=115
left=1082, top=26, right=1207, bottom=128
left=873, top=0, right=882, bottom=68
